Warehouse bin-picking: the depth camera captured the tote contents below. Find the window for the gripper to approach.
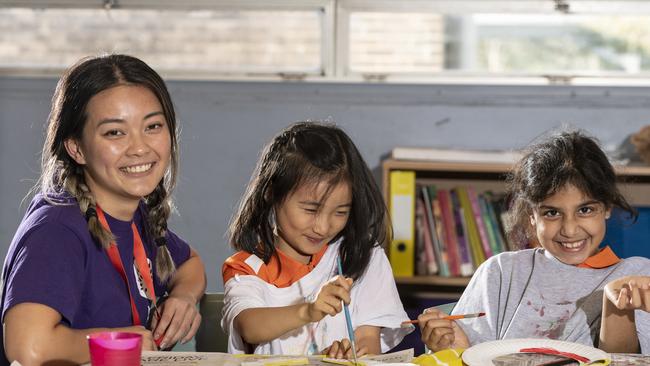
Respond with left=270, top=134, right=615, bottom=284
left=473, top=14, right=650, bottom=75
left=0, top=3, right=328, bottom=78
left=3, top=0, right=650, bottom=84
left=339, top=1, right=650, bottom=83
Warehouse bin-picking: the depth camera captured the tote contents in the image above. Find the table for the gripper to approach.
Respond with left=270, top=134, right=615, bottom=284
left=80, top=349, right=650, bottom=365
left=85, top=349, right=413, bottom=366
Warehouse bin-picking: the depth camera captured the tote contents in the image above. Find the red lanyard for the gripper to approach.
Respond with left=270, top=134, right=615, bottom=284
left=96, top=205, right=157, bottom=326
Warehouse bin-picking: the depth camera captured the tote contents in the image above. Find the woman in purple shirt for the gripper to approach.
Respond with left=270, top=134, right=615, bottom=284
left=1, top=54, right=206, bottom=365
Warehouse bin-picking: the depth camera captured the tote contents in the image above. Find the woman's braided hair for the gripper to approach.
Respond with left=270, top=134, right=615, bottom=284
left=39, top=54, right=179, bottom=282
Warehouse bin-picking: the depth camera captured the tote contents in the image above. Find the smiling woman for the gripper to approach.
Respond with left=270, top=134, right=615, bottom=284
left=64, top=85, right=172, bottom=221
left=0, top=54, right=206, bottom=366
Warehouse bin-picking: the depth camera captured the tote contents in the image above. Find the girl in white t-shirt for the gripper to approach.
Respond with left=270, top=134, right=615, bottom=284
left=222, top=122, right=412, bottom=358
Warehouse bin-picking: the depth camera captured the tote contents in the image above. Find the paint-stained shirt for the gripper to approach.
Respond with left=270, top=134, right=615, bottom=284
left=452, top=248, right=650, bottom=352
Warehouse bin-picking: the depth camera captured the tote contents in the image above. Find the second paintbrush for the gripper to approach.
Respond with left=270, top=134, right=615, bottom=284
left=401, top=312, right=485, bottom=326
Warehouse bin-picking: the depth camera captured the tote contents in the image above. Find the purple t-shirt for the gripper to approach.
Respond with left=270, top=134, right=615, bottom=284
left=0, top=193, right=191, bottom=365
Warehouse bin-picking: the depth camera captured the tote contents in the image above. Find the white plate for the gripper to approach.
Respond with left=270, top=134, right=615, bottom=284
left=462, top=338, right=610, bottom=366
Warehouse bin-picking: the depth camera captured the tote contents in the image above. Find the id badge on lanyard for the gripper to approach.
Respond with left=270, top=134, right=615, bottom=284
left=96, top=205, right=157, bottom=326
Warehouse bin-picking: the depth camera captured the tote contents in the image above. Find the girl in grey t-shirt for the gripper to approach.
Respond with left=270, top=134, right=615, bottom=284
left=417, top=130, right=650, bottom=354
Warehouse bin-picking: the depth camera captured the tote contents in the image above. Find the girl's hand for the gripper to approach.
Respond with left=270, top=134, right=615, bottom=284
left=604, top=275, right=650, bottom=312
left=150, top=294, right=202, bottom=350
left=307, top=275, right=353, bottom=322
left=418, top=308, right=469, bottom=352
left=322, top=338, right=369, bottom=359
left=115, top=325, right=156, bottom=351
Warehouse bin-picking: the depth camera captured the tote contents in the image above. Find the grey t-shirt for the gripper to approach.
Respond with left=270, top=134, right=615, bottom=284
left=452, top=248, right=650, bottom=353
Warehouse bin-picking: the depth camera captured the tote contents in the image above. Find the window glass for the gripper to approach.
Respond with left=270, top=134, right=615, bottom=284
left=0, top=8, right=323, bottom=75
left=473, top=14, right=650, bottom=75
left=347, top=11, right=650, bottom=76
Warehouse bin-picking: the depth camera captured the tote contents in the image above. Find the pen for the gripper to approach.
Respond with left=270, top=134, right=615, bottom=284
left=336, top=256, right=358, bottom=366
left=152, top=305, right=165, bottom=348
left=401, top=312, right=485, bottom=326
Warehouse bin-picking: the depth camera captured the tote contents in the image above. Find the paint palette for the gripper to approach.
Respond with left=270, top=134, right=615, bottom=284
left=462, top=338, right=611, bottom=366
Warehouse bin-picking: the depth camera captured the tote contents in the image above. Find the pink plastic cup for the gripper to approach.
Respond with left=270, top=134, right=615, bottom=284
left=87, top=331, right=142, bottom=366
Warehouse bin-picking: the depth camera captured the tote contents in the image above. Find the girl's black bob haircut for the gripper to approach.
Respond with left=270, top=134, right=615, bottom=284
left=228, top=121, right=389, bottom=279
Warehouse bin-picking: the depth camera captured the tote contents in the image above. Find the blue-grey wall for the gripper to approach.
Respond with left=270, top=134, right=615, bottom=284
left=2, top=76, right=649, bottom=291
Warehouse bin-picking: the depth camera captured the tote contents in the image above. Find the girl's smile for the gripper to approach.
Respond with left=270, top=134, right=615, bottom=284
left=530, top=183, right=611, bottom=265
left=275, top=181, right=352, bottom=264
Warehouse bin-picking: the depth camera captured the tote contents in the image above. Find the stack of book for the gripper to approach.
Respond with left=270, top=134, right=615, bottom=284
left=413, top=184, right=510, bottom=277
left=391, top=146, right=523, bottom=165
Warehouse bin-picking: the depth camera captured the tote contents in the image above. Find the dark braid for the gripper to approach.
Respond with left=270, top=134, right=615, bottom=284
left=64, top=167, right=114, bottom=248
left=146, top=182, right=176, bottom=282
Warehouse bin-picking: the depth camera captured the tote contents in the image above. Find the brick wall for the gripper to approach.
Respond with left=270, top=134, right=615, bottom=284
left=0, top=8, right=321, bottom=72
left=0, top=7, right=445, bottom=75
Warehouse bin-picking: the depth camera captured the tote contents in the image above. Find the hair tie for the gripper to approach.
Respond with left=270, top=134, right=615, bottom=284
left=85, top=206, right=97, bottom=221
left=155, top=237, right=168, bottom=248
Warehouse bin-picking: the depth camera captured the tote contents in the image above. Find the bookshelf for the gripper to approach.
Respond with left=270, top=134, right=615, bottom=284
left=382, top=157, right=650, bottom=298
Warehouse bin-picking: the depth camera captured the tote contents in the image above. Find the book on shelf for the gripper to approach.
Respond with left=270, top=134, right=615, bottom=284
left=415, top=192, right=438, bottom=275
left=414, top=197, right=428, bottom=276
left=468, top=187, right=494, bottom=259
left=437, top=189, right=462, bottom=277
left=431, top=189, right=450, bottom=277
left=484, top=191, right=514, bottom=251
left=391, top=146, right=523, bottom=164
left=421, top=185, right=445, bottom=276
left=456, top=187, right=486, bottom=269
left=389, top=170, right=416, bottom=277
left=450, top=190, right=475, bottom=277
left=478, top=195, right=504, bottom=256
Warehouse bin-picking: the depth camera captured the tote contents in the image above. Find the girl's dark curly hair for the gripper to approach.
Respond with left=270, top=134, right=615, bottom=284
left=505, top=130, right=636, bottom=248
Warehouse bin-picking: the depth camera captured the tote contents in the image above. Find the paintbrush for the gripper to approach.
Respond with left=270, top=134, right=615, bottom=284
left=401, top=312, right=486, bottom=326
left=336, top=256, right=358, bottom=366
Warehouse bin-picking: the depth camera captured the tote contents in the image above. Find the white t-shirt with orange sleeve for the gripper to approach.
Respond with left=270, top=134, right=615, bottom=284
left=221, top=238, right=413, bottom=355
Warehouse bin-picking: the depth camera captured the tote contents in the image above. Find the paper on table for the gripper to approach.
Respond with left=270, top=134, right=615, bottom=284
left=241, top=356, right=310, bottom=366
left=123, top=349, right=416, bottom=366
left=322, top=361, right=415, bottom=366
left=322, top=349, right=415, bottom=366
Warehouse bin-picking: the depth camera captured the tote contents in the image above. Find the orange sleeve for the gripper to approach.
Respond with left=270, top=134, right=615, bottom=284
left=222, top=251, right=257, bottom=284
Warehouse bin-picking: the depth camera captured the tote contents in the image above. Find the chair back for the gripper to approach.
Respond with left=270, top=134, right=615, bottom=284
left=195, top=292, right=228, bottom=352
